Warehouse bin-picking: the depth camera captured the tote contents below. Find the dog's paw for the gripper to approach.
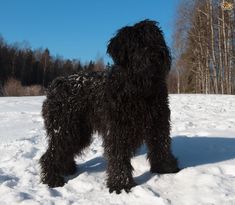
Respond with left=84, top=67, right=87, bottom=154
left=62, top=162, right=77, bottom=176
left=42, top=175, right=65, bottom=188
left=108, top=181, right=137, bottom=194
left=150, top=165, right=180, bottom=174
left=150, top=157, right=180, bottom=174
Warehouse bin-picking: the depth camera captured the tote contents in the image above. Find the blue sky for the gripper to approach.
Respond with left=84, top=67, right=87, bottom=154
left=0, top=0, right=178, bottom=64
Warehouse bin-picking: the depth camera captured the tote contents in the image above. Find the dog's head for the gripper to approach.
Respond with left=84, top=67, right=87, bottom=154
left=107, top=20, right=171, bottom=74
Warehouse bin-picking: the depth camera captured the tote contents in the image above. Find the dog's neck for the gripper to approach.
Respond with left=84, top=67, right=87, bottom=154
left=108, top=65, right=167, bottom=100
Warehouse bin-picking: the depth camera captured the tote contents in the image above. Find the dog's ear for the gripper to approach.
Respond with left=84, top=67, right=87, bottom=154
left=107, top=26, right=131, bottom=66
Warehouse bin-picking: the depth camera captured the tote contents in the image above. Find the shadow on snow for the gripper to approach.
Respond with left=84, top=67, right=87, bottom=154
left=135, top=136, right=235, bottom=168
left=172, top=135, right=235, bottom=168
left=65, top=135, right=235, bottom=185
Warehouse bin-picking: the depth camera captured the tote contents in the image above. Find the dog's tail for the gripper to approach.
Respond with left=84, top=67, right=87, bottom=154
left=46, top=76, right=70, bottom=98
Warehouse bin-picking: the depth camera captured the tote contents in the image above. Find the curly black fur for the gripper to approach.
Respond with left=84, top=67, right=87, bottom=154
left=39, top=19, right=179, bottom=194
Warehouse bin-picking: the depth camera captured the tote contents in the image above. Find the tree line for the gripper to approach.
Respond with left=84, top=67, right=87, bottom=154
left=0, top=36, right=105, bottom=91
left=1, top=0, right=235, bottom=96
left=170, top=0, right=235, bottom=94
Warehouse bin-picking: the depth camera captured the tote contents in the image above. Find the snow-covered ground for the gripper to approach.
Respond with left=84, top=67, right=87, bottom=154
left=0, top=95, right=235, bottom=205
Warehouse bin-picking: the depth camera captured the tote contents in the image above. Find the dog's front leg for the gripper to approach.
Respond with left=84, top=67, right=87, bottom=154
left=104, top=130, right=136, bottom=194
left=146, top=102, right=179, bottom=174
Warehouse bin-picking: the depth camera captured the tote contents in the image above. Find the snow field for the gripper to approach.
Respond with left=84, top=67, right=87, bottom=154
left=0, top=95, right=235, bottom=205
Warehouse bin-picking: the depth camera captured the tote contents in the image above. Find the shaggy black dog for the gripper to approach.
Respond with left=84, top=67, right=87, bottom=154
left=40, top=19, right=179, bottom=194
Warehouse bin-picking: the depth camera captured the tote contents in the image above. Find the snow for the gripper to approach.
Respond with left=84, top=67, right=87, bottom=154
left=0, top=94, right=235, bottom=205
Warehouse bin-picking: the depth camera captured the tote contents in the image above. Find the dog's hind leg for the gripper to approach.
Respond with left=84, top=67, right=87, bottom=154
left=40, top=98, right=92, bottom=187
left=40, top=140, right=75, bottom=187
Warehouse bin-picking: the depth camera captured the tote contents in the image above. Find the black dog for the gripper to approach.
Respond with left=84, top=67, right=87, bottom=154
left=40, top=20, right=179, bottom=194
